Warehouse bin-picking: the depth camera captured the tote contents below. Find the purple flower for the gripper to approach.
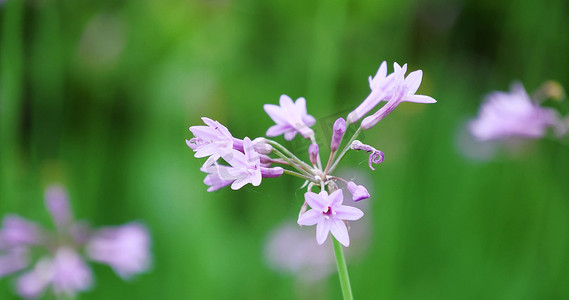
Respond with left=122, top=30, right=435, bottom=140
left=87, top=223, right=151, bottom=279
left=350, top=140, right=385, bottom=170
left=202, top=137, right=262, bottom=191
left=348, top=62, right=436, bottom=124
left=297, top=190, right=363, bottom=246
left=347, top=182, right=370, bottom=201
left=186, top=117, right=234, bottom=167
left=330, top=118, right=346, bottom=152
left=0, top=184, right=152, bottom=299
left=469, top=83, right=563, bottom=141
left=264, top=94, right=316, bottom=140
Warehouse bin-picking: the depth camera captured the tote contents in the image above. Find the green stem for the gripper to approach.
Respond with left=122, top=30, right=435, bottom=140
left=283, top=169, right=315, bottom=182
left=265, top=139, right=315, bottom=173
left=332, top=237, right=354, bottom=300
left=329, top=126, right=362, bottom=173
left=271, top=148, right=312, bottom=177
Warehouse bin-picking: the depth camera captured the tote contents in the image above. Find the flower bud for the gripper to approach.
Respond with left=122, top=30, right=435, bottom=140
left=232, top=137, right=273, bottom=154
left=308, top=144, right=319, bottom=166
left=261, top=167, right=284, bottom=178
left=330, top=118, right=346, bottom=152
left=350, top=140, right=385, bottom=170
left=347, top=181, right=370, bottom=201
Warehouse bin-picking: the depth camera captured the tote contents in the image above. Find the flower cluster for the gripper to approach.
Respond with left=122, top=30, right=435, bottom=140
left=0, top=185, right=152, bottom=299
left=186, top=61, right=436, bottom=246
left=469, top=82, right=567, bottom=141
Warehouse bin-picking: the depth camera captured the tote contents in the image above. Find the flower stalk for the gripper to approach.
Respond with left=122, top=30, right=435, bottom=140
left=333, top=236, right=353, bottom=300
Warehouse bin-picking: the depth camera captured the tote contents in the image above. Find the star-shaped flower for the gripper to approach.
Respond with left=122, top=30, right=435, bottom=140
left=297, top=190, right=364, bottom=247
left=264, top=95, right=316, bottom=141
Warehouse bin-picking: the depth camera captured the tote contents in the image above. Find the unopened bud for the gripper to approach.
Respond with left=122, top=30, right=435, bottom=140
left=347, top=181, right=370, bottom=201
left=331, top=118, right=346, bottom=152
left=261, top=167, right=284, bottom=178
left=308, top=144, right=319, bottom=166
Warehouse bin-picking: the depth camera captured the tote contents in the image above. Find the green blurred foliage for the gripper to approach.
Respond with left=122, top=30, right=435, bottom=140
left=1, top=0, right=568, bottom=299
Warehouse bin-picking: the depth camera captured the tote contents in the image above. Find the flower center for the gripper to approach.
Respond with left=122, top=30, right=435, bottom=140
left=323, top=206, right=334, bottom=219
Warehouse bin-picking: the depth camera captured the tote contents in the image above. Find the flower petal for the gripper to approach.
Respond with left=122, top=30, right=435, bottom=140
left=283, top=130, right=297, bottom=141
left=404, top=70, right=423, bottom=94
left=266, top=124, right=290, bottom=137
left=297, top=210, right=321, bottom=226
left=404, top=94, right=437, bottom=103
left=330, top=219, right=350, bottom=247
left=316, top=218, right=331, bottom=245
left=264, top=104, right=287, bottom=124
left=304, top=192, right=327, bottom=211
left=334, top=205, right=364, bottom=221
left=329, top=190, right=344, bottom=207
left=230, top=177, right=249, bottom=190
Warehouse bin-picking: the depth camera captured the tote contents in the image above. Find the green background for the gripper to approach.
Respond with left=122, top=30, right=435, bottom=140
left=1, top=0, right=569, bottom=299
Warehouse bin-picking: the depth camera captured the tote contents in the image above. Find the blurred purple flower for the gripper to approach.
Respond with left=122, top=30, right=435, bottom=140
left=264, top=223, right=335, bottom=281
left=87, top=223, right=151, bottom=279
left=0, top=184, right=152, bottom=299
left=469, top=83, right=563, bottom=141
left=297, top=190, right=363, bottom=246
left=186, top=117, right=235, bottom=167
left=264, top=94, right=316, bottom=140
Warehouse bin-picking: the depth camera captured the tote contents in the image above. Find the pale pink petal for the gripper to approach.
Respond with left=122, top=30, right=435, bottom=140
left=316, top=218, right=331, bottom=245
left=302, top=115, right=316, bottom=126
left=297, top=210, right=321, bottom=226
left=194, top=143, right=222, bottom=158
left=334, top=205, right=364, bottom=221
left=231, top=177, right=249, bottom=190
left=404, top=70, right=423, bottom=94
left=329, top=190, right=344, bottom=207
left=189, top=126, right=218, bottom=141
left=264, top=104, right=288, bottom=124
left=304, top=192, right=327, bottom=211
left=266, top=124, right=290, bottom=137
left=404, top=94, right=437, bottom=103
left=284, top=130, right=297, bottom=141
left=279, top=94, right=295, bottom=110
left=251, top=170, right=262, bottom=186
left=201, top=117, right=217, bottom=127
left=330, top=219, right=350, bottom=246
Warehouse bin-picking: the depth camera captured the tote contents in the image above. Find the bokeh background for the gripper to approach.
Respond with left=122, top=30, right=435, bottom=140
left=1, top=0, right=569, bottom=299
